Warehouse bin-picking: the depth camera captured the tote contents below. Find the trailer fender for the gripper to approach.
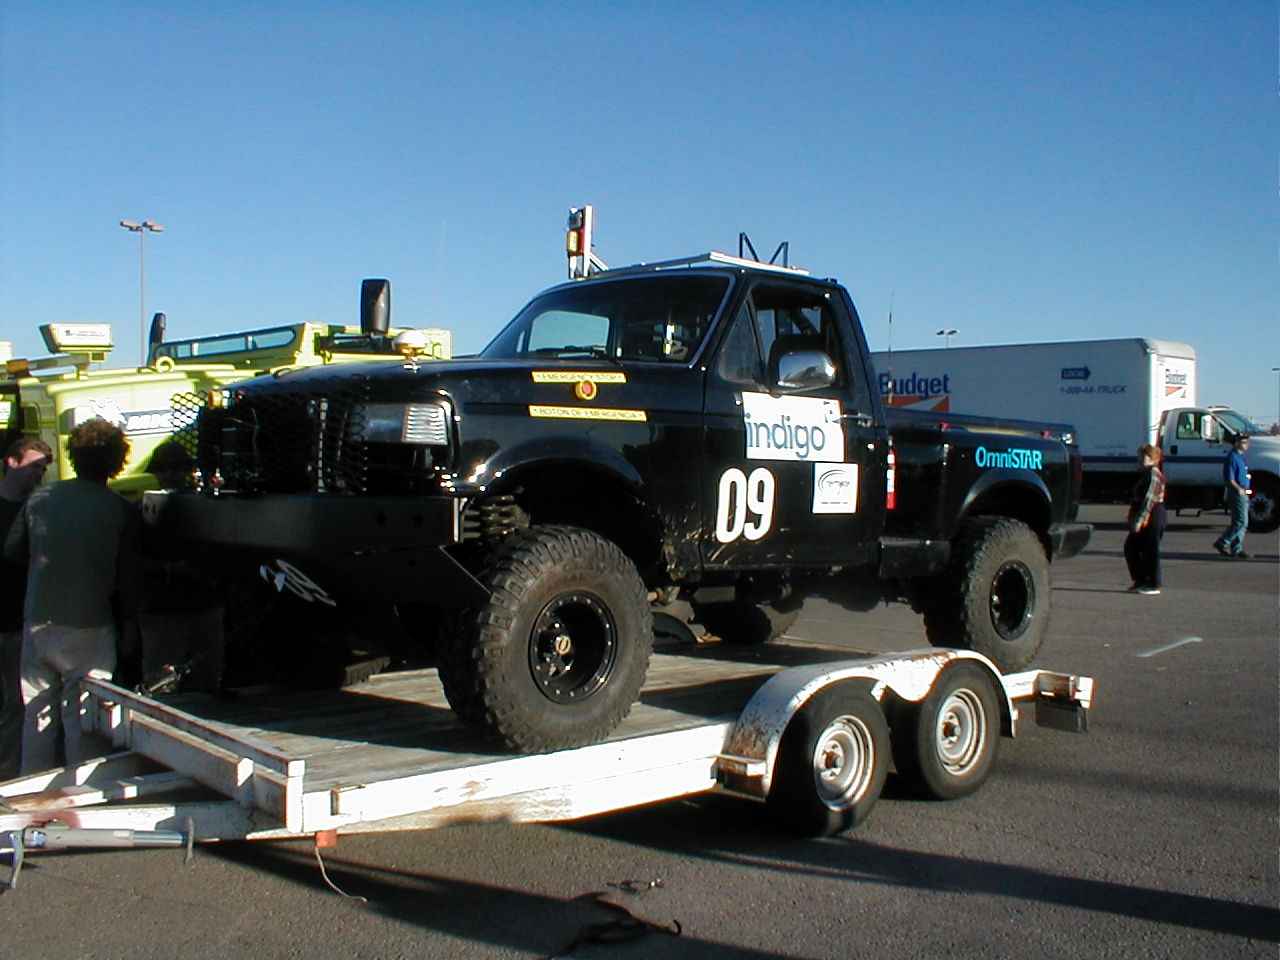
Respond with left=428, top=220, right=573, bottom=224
left=715, top=649, right=1013, bottom=800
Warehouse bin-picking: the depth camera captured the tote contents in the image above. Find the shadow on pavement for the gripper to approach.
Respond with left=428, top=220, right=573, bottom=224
left=565, top=795, right=1280, bottom=944
left=204, top=840, right=806, bottom=959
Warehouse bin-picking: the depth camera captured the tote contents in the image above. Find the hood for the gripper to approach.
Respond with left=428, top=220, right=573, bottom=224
left=1245, top=434, right=1280, bottom=462
left=233, top=356, right=634, bottom=407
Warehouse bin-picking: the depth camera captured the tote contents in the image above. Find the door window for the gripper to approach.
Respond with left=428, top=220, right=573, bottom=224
left=750, top=285, right=846, bottom=386
left=715, top=304, right=764, bottom=386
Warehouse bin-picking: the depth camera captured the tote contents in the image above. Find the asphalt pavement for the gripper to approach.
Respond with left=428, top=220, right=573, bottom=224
left=3, top=504, right=1277, bottom=959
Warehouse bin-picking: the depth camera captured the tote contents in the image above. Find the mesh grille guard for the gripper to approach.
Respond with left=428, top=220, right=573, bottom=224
left=171, top=380, right=373, bottom=494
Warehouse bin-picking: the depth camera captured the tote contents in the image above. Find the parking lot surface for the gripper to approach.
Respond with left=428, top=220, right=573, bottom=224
left=3, top=505, right=1276, bottom=959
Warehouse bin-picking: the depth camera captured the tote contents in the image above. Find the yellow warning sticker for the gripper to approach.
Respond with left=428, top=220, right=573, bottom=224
left=531, top=371, right=627, bottom=384
left=529, top=405, right=647, bottom=423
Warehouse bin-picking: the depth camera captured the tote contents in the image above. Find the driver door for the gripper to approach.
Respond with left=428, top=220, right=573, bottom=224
left=701, top=280, right=881, bottom=570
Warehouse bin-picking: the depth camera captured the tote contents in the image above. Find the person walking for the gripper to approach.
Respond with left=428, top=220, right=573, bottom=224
left=1213, top=433, right=1251, bottom=559
left=1125, top=443, right=1166, bottom=596
left=6, top=419, right=140, bottom=773
left=0, top=437, right=52, bottom=778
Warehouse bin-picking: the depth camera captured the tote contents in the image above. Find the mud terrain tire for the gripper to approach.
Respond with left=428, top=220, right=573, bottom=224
left=441, top=525, right=653, bottom=752
left=923, top=518, right=1049, bottom=672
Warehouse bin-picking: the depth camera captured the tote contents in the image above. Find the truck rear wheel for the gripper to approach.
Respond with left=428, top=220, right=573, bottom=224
left=891, top=662, right=1001, bottom=800
left=924, top=518, right=1049, bottom=672
left=691, top=599, right=800, bottom=646
left=766, top=682, right=890, bottom=837
left=442, top=525, right=653, bottom=753
left=1248, top=475, right=1279, bottom=534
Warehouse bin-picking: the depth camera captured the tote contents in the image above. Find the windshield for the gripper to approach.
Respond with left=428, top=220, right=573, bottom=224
left=482, top=274, right=731, bottom=363
left=1213, top=409, right=1263, bottom=436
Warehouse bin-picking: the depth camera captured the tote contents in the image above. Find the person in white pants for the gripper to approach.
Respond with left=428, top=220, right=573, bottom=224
left=6, top=419, right=139, bottom=774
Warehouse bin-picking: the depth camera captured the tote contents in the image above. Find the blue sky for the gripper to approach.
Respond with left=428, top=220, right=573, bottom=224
left=2, top=2, right=1276, bottom=422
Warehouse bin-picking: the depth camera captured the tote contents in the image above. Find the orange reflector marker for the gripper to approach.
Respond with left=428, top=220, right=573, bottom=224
left=886, top=448, right=897, bottom=510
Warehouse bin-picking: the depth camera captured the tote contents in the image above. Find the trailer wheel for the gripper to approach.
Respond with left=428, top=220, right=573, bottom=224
left=444, top=525, right=653, bottom=752
left=1248, top=475, right=1279, bottom=534
left=892, top=662, right=1001, bottom=800
left=925, top=517, right=1049, bottom=672
left=691, top=599, right=800, bottom=645
left=766, top=683, right=890, bottom=837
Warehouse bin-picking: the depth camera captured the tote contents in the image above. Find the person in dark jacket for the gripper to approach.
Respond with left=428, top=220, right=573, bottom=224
left=1125, top=443, right=1167, bottom=596
left=0, top=437, right=52, bottom=778
left=6, top=420, right=139, bottom=773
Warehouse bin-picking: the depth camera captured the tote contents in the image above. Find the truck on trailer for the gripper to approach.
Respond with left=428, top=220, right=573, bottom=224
left=870, top=339, right=1279, bottom=532
left=144, top=206, right=1090, bottom=754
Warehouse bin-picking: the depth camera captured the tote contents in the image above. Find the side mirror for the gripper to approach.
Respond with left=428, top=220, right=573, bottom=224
left=146, top=312, right=166, bottom=365
left=772, top=349, right=836, bottom=393
left=148, top=312, right=166, bottom=348
left=360, top=279, right=391, bottom=335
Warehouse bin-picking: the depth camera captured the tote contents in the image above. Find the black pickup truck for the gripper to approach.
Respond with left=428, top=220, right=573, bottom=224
left=150, top=259, right=1090, bottom=751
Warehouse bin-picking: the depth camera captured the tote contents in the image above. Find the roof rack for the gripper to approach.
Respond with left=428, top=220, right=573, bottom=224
left=566, top=205, right=809, bottom=280
left=592, top=250, right=810, bottom=279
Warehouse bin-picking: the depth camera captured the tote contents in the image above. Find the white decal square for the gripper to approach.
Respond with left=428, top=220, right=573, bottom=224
left=812, top=462, right=858, bottom=514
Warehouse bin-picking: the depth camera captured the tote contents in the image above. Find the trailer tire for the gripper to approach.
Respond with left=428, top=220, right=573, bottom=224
left=925, top=517, right=1049, bottom=672
left=691, top=600, right=800, bottom=646
left=444, top=525, right=653, bottom=753
left=766, top=682, right=890, bottom=837
left=1248, top=474, right=1279, bottom=534
left=891, top=662, right=1001, bottom=800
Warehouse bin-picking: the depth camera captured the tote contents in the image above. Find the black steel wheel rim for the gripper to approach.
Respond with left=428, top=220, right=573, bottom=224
left=989, top=560, right=1035, bottom=641
left=528, top=592, right=618, bottom=704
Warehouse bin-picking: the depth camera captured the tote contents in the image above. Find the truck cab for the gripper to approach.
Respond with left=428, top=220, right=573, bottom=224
left=1158, top=406, right=1279, bottom=532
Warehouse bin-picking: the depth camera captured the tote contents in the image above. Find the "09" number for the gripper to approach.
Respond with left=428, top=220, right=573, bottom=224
left=715, top=467, right=776, bottom=543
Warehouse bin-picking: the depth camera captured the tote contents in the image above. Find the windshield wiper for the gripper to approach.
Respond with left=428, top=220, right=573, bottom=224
left=530, top=345, right=623, bottom=366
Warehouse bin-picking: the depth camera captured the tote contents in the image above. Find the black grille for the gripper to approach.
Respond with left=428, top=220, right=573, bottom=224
left=172, top=381, right=383, bottom=494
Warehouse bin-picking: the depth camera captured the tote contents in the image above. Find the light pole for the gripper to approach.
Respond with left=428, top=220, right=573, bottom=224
left=119, top=219, right=164, bottom=364
left=1272, top=366, right=1279, bottom=433
left=935, top=328, right=958, bottom=348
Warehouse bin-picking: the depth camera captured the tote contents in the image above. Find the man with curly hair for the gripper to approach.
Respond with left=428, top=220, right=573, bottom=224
left=6, top=418, right=140, bottom=772
left=0, top=436, right=53, bottom=777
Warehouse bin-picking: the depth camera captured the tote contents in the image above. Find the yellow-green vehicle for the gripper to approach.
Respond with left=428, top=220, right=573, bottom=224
left=0, top=279, right=450, bottom=496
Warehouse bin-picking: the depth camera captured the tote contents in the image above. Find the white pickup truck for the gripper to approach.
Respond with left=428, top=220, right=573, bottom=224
left=1158, top=406, right=1279, bottom=533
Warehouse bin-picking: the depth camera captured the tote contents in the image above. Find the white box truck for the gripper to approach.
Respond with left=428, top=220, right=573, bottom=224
left=870, top=339, right=1279, bottom=532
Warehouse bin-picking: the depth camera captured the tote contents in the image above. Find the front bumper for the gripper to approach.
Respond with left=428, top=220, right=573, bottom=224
left=1048, top=522, right=1092, bottom=561
left=141, top=492, right=487, bottom=607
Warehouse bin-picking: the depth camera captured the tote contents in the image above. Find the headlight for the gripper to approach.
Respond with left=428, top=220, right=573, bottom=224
left=358, top=402, right=449, bottom=445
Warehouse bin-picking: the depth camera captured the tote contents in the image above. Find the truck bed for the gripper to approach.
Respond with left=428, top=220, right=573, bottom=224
left=886, top=406, right=1075, bottom=438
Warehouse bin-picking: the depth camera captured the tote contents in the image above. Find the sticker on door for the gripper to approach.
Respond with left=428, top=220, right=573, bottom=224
left=742, top=392, right=844, bottom=462
left=812, top=462, right=858, bottom=514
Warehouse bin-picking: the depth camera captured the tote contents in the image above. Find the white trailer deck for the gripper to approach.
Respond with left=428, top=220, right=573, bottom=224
left=0, top=638, right=1093, bottom=884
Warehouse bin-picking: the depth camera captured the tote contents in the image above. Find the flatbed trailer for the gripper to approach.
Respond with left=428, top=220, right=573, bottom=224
left=0, top=639, right=1093, bottom=888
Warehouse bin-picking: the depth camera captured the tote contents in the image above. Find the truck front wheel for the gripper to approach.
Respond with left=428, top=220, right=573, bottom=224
left=1248, top=475, right=1280, bottom=534
left=924, top=518, right=1049, bottom=672
left=441, top=525, right=653, bottom=753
